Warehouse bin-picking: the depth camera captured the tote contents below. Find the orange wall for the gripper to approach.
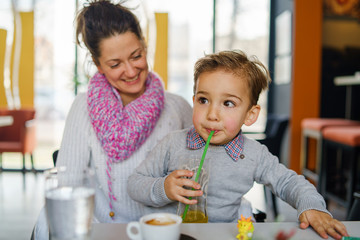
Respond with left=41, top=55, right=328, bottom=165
left=10, top=12, right=34, bottom=108
left=154, top=13, right=168, bottom=90
left=290, top=1, right=322, bottom=173
left=19, top=12, right=35, bottom=108
left=0, top=29, right=7, bottom=107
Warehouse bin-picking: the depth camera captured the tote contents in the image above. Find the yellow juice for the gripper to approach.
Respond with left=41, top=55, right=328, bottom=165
left=182, top=210, right=208, bottom=223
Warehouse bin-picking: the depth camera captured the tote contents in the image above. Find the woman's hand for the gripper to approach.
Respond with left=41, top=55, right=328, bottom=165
left=164, top=170, right=203, bottom=205
left=299, top=209, right=349, bottom=240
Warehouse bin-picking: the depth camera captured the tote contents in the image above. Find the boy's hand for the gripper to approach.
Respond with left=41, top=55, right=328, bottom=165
left=164, top=170, right=203, bottom=205
left=299, top=209, right=349, bottom=240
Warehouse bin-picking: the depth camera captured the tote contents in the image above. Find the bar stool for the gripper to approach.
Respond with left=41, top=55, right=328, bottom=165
left=300, top=118, right=360, bottom=192
left=321, top=126, right=360, bottom=215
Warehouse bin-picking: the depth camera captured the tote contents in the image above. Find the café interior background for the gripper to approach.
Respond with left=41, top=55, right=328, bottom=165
left=0, top=0, right=360, bottom=239
left=0, top=0, right=270, bottom=170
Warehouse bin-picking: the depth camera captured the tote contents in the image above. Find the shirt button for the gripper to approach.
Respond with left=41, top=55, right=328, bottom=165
left=240, top=154, right=245, bottom=159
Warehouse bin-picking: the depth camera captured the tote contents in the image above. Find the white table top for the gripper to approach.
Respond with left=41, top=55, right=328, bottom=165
left=0, top=116, right=13, bottom=127
left=334, top=72, right=360, bottom=86
left=90, top=221, right=360, bottom=240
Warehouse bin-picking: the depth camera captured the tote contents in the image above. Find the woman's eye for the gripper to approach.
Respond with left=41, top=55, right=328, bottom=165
left=224, top=100, right=235, bottom=107
left=110, top=63, right=119, bottom=69
left=132, top=50, right=143, bottom=60
left=198, top=97, right=208, bottom=104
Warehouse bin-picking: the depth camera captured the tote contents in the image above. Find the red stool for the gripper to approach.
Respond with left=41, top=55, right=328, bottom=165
left=300, top=118, right=360, bottom=192
left=321, top=126, right=360, bottom=215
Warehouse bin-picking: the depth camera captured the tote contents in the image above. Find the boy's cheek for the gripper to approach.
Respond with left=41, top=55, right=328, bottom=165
left=224, top=118, right=242, bottom=136
left=192, top=111, right=202, bottom=127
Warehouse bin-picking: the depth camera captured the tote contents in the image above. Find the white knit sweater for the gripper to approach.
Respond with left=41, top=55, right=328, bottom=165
left=34, top=91, right=192, bottom=239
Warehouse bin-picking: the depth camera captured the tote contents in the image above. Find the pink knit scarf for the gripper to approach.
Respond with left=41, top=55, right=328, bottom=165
left=88, top=71, right=165, bottom=162
left=87, top=71, right=165, bottom=217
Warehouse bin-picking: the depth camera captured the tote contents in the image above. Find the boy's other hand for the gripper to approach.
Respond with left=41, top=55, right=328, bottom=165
left=299, top=209, right=349, bottom=240
left=164, top=170, right=203, bottom=205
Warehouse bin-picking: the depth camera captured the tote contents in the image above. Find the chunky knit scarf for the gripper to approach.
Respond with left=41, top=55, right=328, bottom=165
left=87, top=71, right=165, bottom=218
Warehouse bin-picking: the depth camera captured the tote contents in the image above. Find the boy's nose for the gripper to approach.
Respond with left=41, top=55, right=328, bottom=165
left=207, top=104, right=219, bottom=121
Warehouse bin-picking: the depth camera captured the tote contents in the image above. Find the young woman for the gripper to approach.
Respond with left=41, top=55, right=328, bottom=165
left=34, top=1, right=192, bottom=239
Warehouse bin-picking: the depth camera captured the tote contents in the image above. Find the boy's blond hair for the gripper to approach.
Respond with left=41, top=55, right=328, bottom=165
left=193, top=50, right=271, bottom=107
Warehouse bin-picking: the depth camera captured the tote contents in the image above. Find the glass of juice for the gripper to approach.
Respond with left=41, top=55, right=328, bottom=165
left=177, top=155, right=211, bottom=223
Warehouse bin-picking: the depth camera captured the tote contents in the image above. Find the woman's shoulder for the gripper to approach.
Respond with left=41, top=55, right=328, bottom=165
left=165, top=92, right=191, bottom=108
left=160, top=128, right=190, bottom=146
left=66, top=92, right=88, bottom=119
left=71, top=92, right=87, bottom=107
left=163, top=92, right=193, bottom=127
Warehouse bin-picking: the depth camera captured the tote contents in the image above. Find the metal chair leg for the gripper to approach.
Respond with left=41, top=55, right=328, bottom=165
left=30, top=153, right=35, bottom=171
left=22, top=154, right=26, bottom=173
left=264, top=185, right=278, bottom=219
left=271, top=191, right=278, bottom=218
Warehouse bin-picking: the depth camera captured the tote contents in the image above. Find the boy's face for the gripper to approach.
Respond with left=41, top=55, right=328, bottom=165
left=192, top=70, right=260, bottom=145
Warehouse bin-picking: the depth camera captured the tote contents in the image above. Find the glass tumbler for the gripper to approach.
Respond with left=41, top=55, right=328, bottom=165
left=44, top=166, right=95, bottom=240
left=177, top=156, right=211, bottom=223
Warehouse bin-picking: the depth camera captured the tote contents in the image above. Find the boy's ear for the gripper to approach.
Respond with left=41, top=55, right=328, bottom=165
left=244, top=105, right=261, bottom=126
left=192, top=95, right=195, bottom=104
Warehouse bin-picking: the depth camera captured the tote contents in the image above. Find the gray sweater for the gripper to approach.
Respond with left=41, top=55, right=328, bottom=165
left=128, top=128, right=331, bottom=222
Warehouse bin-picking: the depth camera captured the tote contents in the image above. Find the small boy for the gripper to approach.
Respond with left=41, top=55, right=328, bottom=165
left=128, top=50, right=348, bottom=239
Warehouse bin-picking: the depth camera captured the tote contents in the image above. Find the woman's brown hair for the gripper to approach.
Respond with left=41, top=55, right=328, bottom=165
left=76, top=0, right=144, bottom=65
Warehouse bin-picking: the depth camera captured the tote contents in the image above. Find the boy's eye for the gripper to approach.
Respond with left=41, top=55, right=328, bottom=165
left=198, top=97, right=208, bottom=104
left=224, top=100, right=235, bottom=107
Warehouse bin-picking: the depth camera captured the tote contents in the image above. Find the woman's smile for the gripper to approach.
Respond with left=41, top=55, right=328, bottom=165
left=123, top=74, right=140, bottom=83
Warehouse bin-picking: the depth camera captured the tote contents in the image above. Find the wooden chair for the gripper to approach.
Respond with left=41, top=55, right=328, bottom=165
left=0, top=108, right=36, bottom=172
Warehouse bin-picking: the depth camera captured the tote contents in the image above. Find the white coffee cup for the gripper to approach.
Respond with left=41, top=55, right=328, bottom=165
left=126, top=213, right=182, bottom=240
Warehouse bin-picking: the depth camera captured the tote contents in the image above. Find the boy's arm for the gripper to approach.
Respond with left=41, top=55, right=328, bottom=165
left=256, top=146, right=348, bottom=240
left=254, top=144, right=331, bottom=218
left=258, top=150, right=348, bottom=240
left=127, top=136, right=173, bottom=207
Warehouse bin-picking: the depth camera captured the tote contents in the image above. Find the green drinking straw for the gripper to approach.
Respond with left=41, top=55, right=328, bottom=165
left=182, top=130, right=214, bottom=221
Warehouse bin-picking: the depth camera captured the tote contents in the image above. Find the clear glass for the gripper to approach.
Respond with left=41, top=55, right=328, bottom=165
left=44, top=167, right=95, bottom=240
left=177, top=155, right=211, bottom=223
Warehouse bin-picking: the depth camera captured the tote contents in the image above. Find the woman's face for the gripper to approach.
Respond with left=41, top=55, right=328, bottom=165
left=96, top=31, right=148, bottom=106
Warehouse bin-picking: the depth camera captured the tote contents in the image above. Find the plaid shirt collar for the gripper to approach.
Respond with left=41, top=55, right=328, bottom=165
left=186, top=127, right=244, bottom=161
